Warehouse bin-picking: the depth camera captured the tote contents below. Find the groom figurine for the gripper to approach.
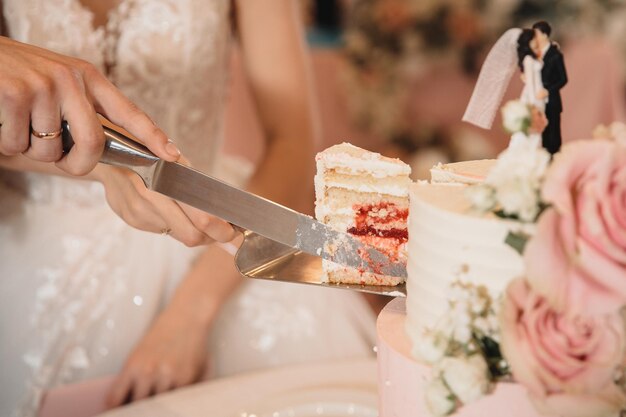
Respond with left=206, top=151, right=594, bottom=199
left=533, top=21, right=568, bottom=154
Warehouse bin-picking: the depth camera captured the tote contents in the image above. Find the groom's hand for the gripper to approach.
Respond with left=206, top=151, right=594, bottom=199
left=0, top=36, right=182, bottom=175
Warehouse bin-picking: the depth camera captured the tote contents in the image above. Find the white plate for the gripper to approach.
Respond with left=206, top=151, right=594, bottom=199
left=235, top=387, right=378, bottom=417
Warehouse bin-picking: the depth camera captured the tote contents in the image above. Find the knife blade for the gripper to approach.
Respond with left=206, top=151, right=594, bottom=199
left=62, top=122, right=407, bottom=278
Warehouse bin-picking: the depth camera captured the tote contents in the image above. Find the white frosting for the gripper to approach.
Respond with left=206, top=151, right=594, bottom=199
left=316, top=142, right=412, bottom=178
left=430, top=159, right=495, bottom=185
left=405, top=182, right=532, bottom=340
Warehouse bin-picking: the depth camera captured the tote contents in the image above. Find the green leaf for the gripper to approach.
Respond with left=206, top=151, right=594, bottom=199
left=494, top=209, right=519, bottom=221
left=505, top=231, right=530, bottom=255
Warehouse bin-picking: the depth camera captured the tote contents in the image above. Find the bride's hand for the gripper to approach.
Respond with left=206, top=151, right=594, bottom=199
left=529, top=107, right=548, bottom=133
left=91, top=162, right=236, bottom=246
left=106, top=304, right=209, bottom=407
left=536, top=88, right=549, bottom=100
left=0, top=36, right=181, bottom=174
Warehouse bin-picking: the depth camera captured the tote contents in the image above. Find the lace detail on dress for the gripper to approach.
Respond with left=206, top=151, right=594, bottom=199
left=2, top=0, right=231, bottom=203
left=17, top=222, right=130, bottom=416
left=108, top=0, right=232, bottom=174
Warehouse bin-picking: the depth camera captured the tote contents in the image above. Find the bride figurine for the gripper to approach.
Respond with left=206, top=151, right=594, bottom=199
left=518, top=28, right=548, bottom=112
left=463, top=27, right=548, bottom=147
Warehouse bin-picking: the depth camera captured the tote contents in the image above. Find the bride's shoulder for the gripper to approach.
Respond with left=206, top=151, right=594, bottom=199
left=522, top=54, right=536, bottom=67
left=522, top=54, right=536, bottom=63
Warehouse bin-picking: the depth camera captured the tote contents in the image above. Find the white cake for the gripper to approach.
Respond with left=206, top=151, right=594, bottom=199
left=405, top=181, right=531, bottom=336
left=378, top=160, right=542, bottom=417
left=314, top=143, right=411, bottom=286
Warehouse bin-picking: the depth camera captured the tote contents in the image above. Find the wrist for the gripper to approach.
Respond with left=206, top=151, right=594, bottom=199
left=164, top=295, right=220, bottom=330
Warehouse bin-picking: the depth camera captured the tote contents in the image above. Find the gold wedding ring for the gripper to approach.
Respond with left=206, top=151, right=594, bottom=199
left=31, top=128, right=62, bottom=139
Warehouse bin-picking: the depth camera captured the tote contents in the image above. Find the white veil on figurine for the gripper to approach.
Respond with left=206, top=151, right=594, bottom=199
left=463, top=28, right=522, bottom=129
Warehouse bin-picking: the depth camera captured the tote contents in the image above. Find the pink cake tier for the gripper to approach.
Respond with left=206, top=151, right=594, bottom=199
left=377, top=298, right=551, bottom=417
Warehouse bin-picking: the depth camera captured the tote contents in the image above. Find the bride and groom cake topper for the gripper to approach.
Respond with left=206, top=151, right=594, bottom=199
left=464, top=20, right=568, bottom=154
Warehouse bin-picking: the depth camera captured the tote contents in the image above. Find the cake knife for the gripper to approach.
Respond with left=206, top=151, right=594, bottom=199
left=61, top=122, right=407, bottom=278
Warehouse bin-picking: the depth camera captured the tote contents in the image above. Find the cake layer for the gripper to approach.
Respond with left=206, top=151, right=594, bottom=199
left=405, top=183, right=530, bottom=336
left=315, top=187, right=409, bottom=222
left=378, top=298, right=550, bottom=417
left=324, top=262, right=405, bottom=286
left=317, top=171, right=412, bottom=197
left=315, top=188, right=408, bottom=220
left=430, top=159, right=495, bottom=184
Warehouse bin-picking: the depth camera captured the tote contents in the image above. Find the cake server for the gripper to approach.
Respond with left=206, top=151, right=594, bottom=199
left=61, top=122, right=407, bottom=279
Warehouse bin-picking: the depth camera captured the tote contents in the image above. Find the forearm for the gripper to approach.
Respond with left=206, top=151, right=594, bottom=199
left=163, top=235, right=244, bottom=329
left=246, top=134, right=315, bottom=214
left=235, top=0, right=318, bottom=215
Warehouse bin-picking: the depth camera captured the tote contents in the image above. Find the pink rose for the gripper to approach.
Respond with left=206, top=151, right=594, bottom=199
left=524, top=139, right=626, bottom=315
left=500, top=278, right=626, bottom=417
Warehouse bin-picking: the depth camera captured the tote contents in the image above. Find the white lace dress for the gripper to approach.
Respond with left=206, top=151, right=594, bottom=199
left=520, top=55, right=545, bottom=112
left=0, top=2, right=376, bottom=416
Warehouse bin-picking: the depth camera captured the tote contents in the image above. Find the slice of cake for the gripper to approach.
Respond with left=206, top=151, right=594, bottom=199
left=314, top=143, right=411, bottom=286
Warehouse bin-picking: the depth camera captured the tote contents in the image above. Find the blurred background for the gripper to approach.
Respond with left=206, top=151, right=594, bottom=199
left=224, top=0, right=626, bottom=180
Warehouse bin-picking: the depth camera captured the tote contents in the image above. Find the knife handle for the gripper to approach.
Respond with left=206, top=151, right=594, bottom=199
left=61, top=120, right=160, bottom=181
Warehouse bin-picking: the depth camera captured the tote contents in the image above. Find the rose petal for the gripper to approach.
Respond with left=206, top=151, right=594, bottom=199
left=525, top=209, right=571, bottom=311
left=542, top=141, right=614, bottom=214
left=499, top=278, right=626, bottom=417
left=571, top=239, right=626, bottom=314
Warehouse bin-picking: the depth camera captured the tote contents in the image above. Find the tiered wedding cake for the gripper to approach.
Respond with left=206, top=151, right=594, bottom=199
left=378, top=161, right=544, bottom=417
left=315, top=127, right=626, bottom=417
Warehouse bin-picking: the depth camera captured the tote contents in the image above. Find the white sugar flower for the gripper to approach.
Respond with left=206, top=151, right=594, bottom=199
left=414, top=332, right=448, bottom=364
left=488, top=139, right=550, bottom=186
left=501, top=100, right=531, bottom=134
left=440, top=355, right=490, bottom=405
left=466, top=184, right=496, bottom=212
left=452, top=324, right=472, bottom=344
left=481, top=138, right=550, bottom=222
left=473, top=317, right=490, bottom=334
left=495, top=178, right=540, bottom=222
left=425, top=377, right=456, bottom=416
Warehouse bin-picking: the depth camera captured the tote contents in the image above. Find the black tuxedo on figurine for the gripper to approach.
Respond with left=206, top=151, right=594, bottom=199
left=541, top=44, right=568, bottom=154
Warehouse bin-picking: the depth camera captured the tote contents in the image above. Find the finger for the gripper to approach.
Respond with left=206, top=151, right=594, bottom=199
left=144, top=191, right=213, bottom=247
left=115, top=173, right=173, bottom=234
left=55, top=82, right=105, bottom=175
left=180, top=203, right=237, bottom=243
left=107, top=372, right=134, bottom=408
left=174, top=365, right=202, bottom=388
left=130, top=372, right=154, bottom=403
left=0, top=86, right=31, bottom=155
left=23, top=94, right=63, bottom=162
left=153, top=366, right=174, bottom=395
left=85, top=71, right=181, bottom=162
